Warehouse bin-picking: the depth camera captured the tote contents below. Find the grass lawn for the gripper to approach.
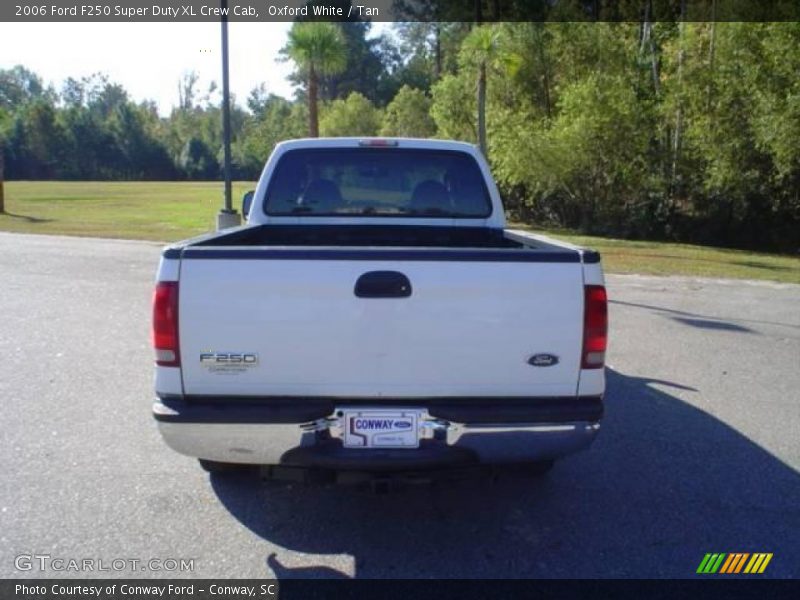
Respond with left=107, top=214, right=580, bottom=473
left=1, top=181, right=798, bottom=284
left=0, top=180, right=257, bottom=241
left=515, top=226, right=800, bottom=284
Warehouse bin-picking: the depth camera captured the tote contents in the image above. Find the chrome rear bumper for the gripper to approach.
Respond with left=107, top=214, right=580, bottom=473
left=154, top=400, right=600, bottom=467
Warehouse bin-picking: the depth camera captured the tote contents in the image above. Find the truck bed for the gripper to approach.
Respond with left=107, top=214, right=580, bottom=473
left=163, top=225, right=598, bottom=264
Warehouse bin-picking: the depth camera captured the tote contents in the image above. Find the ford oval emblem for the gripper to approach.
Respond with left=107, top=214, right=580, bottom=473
left=528, top=353, right=559, bottom=367
left=394, top=420, right=412, bottom=429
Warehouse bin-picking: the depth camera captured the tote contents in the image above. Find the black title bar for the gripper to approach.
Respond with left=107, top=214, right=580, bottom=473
left=4, top=0, right=800, bottom=22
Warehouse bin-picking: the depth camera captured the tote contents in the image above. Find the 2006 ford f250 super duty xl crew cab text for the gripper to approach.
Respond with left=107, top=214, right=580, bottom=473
left=152, top=138, right=608, bottom=478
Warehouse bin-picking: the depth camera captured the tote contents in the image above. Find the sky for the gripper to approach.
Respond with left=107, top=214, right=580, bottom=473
left=0, top=22, right=390, bottom=115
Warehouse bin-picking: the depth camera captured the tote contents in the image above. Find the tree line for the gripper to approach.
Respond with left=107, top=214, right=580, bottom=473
left=0, top=21, right=798, bottom=251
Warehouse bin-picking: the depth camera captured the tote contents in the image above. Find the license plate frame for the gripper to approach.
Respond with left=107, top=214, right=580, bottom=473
left=342, top=409, right=420, bottom=449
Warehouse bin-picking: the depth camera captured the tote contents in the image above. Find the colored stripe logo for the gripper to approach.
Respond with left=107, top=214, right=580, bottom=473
left=697, top=553, right=773, bottom=574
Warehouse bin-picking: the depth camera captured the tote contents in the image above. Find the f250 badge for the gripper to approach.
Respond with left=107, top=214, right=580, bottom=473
left=528, top=353, right=559, bottom=367
left=200, top=352, right=258, bottom=374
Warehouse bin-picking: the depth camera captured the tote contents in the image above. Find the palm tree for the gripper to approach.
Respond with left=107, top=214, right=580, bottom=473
left=282, top=22, right=347, bottom=138
left=459, top=25, right=508, bottom=155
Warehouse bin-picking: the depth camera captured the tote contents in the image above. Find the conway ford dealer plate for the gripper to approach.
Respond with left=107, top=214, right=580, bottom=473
left=342, top=409, right=420, bottom=449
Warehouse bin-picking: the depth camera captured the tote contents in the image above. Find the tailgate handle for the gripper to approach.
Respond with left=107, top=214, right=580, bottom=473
left=354, top=271, right=412, bottom=298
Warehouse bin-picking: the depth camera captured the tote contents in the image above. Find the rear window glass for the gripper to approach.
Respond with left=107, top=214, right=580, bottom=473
left=263, top=148, right=492, bottom=218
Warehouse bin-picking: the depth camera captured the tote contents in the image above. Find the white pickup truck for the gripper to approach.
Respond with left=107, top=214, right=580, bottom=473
left=152, top=138, right=607, bottom=478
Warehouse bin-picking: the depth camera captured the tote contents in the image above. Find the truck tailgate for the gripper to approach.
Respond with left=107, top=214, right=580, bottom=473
left=178, top=252, right=584, bottom=398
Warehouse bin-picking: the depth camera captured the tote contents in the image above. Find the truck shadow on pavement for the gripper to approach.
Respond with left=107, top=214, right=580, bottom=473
left=610, top=299, right=799, bottom=331
left=210, top=369, right=799, bottom=579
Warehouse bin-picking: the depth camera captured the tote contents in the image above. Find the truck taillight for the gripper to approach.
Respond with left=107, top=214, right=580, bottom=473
left=582, top=285, right=607, bottom=369
left=152, top=281, right=180, bottom=367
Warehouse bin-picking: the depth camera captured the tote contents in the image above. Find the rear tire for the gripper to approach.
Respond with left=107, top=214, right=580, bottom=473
left=198, top=459, right=247, bottom=475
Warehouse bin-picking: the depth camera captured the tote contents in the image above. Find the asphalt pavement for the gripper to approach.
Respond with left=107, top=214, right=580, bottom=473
left=0, top=231, right=798, bottom=579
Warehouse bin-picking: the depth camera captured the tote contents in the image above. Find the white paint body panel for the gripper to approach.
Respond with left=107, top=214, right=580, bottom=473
left=178, top=258, right=585, bottom=397
left=155, top=257, right=180, bottom=282
left=154, top=366, right=183, bottom=396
